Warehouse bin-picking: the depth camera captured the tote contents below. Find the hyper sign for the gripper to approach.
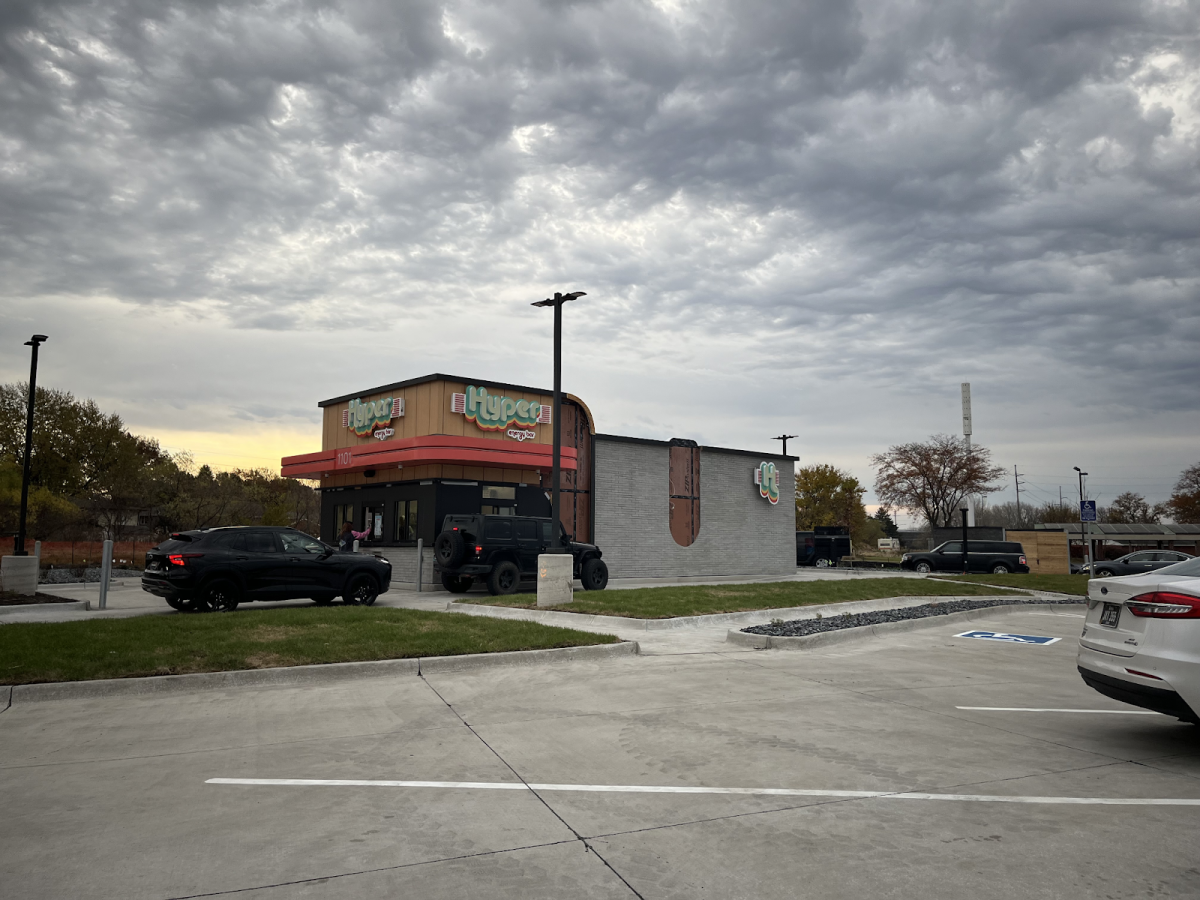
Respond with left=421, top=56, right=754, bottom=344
left=955, top=630, right=1061, bottom=646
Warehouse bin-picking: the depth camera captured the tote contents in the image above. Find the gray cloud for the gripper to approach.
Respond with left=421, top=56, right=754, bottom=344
left=1, top=0, right=1198, bottom=506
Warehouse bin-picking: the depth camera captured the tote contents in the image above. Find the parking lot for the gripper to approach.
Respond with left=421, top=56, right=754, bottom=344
left=3, top=606, right=1198, bottom=899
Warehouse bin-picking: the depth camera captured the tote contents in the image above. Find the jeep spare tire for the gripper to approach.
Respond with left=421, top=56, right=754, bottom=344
left=435, top=531, right=466, bottom=567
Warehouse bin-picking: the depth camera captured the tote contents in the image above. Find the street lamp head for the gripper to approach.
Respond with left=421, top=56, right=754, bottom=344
left=25, top=334, right=48, bottom=346
left=531, top=291, right=586, bottom=308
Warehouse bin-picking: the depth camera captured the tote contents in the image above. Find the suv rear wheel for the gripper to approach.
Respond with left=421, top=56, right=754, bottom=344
left=435, top=531, right=466, bottom=568
left=487, top=561, right=520, bottom=596
left=990, top=563, right=1011, bottom=574
left=581, top=558, right=608, bottom=591
left=441, top=574, right=474, bottom=594
left=200, top=578, right=240, bottom=612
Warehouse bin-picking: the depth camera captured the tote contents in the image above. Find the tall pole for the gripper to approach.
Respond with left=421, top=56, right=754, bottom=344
left=1075, top=467, right=1089, bottom=571
left=15, top=335, right=48, bottom=557
left=532, top=292, right=584, bottom=550
left=551, top=298, right=563, bottom=546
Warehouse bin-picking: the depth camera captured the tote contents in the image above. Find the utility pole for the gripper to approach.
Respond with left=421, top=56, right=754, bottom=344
left=1013, top=465, right=1026, bottom=526
left=772, top=434, right=798, bottom=457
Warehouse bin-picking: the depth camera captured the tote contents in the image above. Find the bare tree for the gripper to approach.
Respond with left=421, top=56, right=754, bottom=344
left=1104, top=491, right=1163, bottom=524
left=872, top=434, right=1006, bottom=527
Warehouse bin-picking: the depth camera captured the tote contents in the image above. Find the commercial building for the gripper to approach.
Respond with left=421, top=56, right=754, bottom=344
left=281, top=374, right=795, bottom=587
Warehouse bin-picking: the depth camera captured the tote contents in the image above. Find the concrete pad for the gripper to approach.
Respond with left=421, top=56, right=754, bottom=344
left=2, top=607, right=1198, bottom=899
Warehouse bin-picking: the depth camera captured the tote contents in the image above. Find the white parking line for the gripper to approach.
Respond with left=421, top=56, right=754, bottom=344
left=206, top=778, right=1200, bottom=806
left=956, top=707, right=1161, bottom=715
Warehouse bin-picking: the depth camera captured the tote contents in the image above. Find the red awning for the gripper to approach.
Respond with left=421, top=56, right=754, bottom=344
left=281, top=434, right=577, bottom=478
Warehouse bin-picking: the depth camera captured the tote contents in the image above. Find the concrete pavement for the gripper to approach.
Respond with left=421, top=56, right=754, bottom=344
left=3, top=606, right=1198, bottom=899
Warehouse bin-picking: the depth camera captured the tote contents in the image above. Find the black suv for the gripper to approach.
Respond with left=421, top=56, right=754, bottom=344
left=141, top=527, right=392, bottom=612
left=900, top=541, right=1029, bottom=575
left=434, top=514, right=608, bottom=595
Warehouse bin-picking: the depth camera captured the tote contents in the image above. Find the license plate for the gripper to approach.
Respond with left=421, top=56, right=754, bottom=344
left=147, top=562, right=161, bottom=572
left=1099, top=603, right=1121, bottom=628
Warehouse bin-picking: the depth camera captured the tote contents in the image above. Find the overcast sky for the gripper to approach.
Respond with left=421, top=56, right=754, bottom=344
left=2, top=0, right=1197, bottom=516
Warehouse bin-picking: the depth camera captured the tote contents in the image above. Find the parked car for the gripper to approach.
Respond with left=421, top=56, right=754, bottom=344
left=796, top=528, right=852, bottom=568
left=141, top=526, right=392, bottom=612
left=1088, top=550, right=1194, bottom=579
left=1077, top=555, right=1200, bottom=724
left=433, top=514, right=608, bottom=595
left=900, top=541, right=1029, bottom=575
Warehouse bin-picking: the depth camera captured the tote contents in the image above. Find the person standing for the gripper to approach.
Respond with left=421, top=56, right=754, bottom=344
left=339, top=520, right=371, bottom=551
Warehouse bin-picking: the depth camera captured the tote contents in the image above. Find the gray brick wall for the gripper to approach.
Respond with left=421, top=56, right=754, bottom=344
left=594, top=440, right=795, bottom=579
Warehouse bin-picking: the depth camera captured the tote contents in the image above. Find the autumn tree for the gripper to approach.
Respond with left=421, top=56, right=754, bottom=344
left=1166, top=462, right=1200, bottom=523
left=795, top=464, right=882, bottom=548
left=871, top=435, right=1006, bottom=528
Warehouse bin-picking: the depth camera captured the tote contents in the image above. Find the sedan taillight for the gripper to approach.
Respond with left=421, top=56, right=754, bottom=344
left=168, top=553, right=204, bottom=567
left=1125, top=591, right=1200, bottom=619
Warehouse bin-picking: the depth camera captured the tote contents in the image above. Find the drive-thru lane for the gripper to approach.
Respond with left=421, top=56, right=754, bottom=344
left=2, top=609, right=1198, bottom=899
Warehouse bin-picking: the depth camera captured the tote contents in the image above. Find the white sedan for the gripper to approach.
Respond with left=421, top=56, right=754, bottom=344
left=1077, top=556, right=1200, bottom=724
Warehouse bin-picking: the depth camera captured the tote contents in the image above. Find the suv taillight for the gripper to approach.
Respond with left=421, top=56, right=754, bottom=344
left=1126, top=591, right=1200, bottom=619
left=168, top=553, right=204, bottom=567
left=1019, top=556, right=1027, bottom=565
left=475, top=545, right=482, bottom=555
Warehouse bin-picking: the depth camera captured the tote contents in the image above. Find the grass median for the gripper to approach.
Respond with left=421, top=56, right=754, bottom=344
left=0, top=607, right=620, bottom=685
left=930, top=573, right=1088, bottom=596
left=457, top=577, right=1028, bottom=619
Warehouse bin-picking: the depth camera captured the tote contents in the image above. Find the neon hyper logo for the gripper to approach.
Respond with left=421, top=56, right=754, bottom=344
left=754, top=461, right=780, bottom=504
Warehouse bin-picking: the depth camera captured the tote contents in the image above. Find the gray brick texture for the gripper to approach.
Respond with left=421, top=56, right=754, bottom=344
left=594, top=440, right=795, bottom=579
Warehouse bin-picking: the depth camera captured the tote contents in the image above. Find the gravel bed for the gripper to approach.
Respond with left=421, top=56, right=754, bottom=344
left=743, top=596, right=1085, bottom=637
left=39, top=567, right=143, bottom=584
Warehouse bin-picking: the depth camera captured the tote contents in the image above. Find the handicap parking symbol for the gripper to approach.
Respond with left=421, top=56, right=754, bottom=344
left=955, top=630, right=1060, bottom=646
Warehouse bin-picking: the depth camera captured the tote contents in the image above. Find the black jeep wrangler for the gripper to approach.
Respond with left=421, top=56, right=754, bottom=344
left=433, top=514, right=608, bottom=595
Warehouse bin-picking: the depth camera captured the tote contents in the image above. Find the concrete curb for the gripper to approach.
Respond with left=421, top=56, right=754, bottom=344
left=8, top=641, right=638, bottom=704
left=726, top=603, right=1084, bottom=650
left=0, top=600, right=91, bottom=618
left=447, top=594, right=1030, bottom=632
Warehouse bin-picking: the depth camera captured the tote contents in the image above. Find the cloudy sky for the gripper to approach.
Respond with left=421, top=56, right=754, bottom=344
left=2, top=0, right=1197, bottom=515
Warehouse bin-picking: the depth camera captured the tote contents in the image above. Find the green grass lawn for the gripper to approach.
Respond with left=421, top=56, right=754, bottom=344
left=458, top=577, right=1028, bottom=619
left=930, top=573, right=1089, bottom=596
left=0, top=607, right=619, bottom=685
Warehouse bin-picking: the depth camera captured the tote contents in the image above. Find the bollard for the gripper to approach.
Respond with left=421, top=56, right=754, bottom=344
left=416, top=539, right=423, bottom=593
left=353, top=539, right=360, bottom=553
left=98, top=538, right=114, bottom=610
left=536, top=553, right=573, bottom=607
left=34, top=540, right=41, bottom=565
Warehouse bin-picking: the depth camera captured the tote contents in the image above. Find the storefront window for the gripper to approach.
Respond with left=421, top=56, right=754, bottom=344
left=482, top=484, right=516, bottom=516
left=334, top=504, right=354, bottom=533
left=393, top=499, right=418, bottom=542
left=669, top=439, right=701, bottom=547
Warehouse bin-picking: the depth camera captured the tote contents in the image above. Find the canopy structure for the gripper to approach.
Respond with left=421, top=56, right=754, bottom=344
left=282, top=434, right=577, bottom=479
left=1035, top=522, right=1200, bottom=548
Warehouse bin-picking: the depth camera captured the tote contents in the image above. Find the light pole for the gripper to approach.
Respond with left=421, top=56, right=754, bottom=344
left=531, top=291, right=585, bottom=549
left=1074, top=466, right=1089, bottom=571
left=772, top=434, right=798, bottom=457
left=15, top=335, right=48, bottom=557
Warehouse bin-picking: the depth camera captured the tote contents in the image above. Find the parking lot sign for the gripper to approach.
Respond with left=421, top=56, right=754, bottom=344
left=1080, top=500, right=1097, bottom=522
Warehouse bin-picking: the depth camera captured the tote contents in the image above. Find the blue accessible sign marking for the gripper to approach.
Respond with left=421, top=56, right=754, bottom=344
left=955, top=630, right=1061, bottom=646
left=1080, top=500, right=1097, bottom=523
